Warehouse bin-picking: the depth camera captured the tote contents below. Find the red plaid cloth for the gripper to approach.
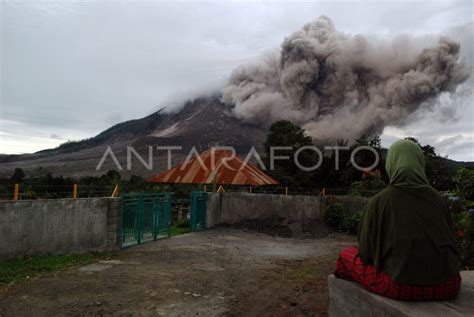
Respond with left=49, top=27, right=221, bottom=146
left=334, top=246, right=461, bottom=301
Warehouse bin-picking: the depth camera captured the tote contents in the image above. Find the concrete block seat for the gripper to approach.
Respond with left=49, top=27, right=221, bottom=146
left=328, top=271, right=474, bottom=317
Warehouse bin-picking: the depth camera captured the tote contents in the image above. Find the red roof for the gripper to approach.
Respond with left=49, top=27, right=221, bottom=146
left=147, top=149, right=279, bottom=186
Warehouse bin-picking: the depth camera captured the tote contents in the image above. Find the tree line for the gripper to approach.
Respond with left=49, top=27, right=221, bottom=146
left=263, top=120, right=473, bottom=199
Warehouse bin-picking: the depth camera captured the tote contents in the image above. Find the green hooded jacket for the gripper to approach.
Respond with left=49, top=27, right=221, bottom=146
left=357, top=139, right=460, bottom=285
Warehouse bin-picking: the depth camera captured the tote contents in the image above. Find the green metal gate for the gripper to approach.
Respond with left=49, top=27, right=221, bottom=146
left=190, top=191, right=207, bottom=231
left=121, top=193, right=173, bottom=247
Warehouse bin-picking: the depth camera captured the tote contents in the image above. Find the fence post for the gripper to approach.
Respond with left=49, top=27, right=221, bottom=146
left=13, top=183, right=20, bottom=201
left=72, top=184, right=78, bottom=199
left=285, top=187, right=288, bottom=196
left=111, top=184, right=120, bottom=197
left=249, top=186, right=252, bottom=193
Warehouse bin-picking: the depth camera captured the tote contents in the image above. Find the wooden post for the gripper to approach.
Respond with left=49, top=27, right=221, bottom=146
left=285, top=187, right=288, bottom=196
left=212, top=177, right=217, bottom=192
left=72, top=184, right=78, bottom=199
left=111, top=184, right=119, bottom=197
left=13, top=183, right=19, bottom=201
left=249, top=186, right=252, bottom=193
left=203, top=185, right=207, bottom=192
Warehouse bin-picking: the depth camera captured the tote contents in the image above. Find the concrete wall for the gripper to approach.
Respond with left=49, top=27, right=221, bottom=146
left=328, top=272, right=474, bottom=316
left=206, top=193, right=221, bottom=228
left=0, top=193, right=368, bottom=259
left=206, top=192, right=369, bottom=227
left=106, top=198, right=121, bottom=251
left=0, top=198, right=121, bottom=260
left=220, top=192, right=323, bottom=224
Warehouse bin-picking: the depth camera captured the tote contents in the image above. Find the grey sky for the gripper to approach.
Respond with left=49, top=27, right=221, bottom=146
left=1, top=0, right=473, bottom=160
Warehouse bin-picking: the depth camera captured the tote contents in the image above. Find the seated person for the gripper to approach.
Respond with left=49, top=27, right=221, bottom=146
left=334, top=139, right=461, bottom=301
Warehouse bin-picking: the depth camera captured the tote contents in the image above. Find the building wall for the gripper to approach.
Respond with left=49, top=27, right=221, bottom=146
left=206, top=192, right=369, bottom=226
left=0, top=198, right=121, bottom=260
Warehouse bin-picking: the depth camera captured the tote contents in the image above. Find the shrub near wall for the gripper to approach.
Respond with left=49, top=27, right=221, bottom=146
left=340, top=212, right=363, bottom=235
left=323, top=202, right=363, bottom=235
left=323, top=203, right=345, bottom=229
left=447, top=198, right=473, bottom=268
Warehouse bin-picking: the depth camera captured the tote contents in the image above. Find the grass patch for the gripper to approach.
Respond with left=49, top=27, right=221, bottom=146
left=292, top=255, right=338, bottom=280
left=170, top=225, right=191, bottom=236
left=294, top=266, right=321, bottom=279
left=0, top=253, right=109, bottom=287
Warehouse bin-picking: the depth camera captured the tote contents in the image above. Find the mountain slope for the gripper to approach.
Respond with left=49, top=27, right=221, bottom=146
left=0, top=96, right=268, bottom=178
left=1, top=96, right=472, bottom=179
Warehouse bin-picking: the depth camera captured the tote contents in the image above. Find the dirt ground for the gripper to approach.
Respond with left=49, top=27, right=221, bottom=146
left=231, top=217, right=333, bottom=239
left=0, top=227, right=355, bottom=316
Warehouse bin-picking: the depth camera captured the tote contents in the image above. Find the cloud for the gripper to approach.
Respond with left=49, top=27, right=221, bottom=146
left=1, top=0, right=473, bottom=160
left=222, top=16, right=469, bottom=143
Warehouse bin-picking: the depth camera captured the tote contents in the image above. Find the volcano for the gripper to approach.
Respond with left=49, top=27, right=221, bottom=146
left=0, top=96, right=268, bottom=178
left=2, top=16, right=471, bottom=178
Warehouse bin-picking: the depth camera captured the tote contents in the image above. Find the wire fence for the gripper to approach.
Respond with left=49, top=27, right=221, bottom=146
left=201, top=184, right=380, bottom=197
left=0, top=183, right=381, bottom=202
left=0, top=184, right=116, bottom=201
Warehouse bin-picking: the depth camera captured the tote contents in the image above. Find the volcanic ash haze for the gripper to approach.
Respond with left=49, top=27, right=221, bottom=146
left=222, top=16, right=470, bottom=142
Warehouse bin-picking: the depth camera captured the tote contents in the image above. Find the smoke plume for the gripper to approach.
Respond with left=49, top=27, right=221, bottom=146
left=222, top=16, right=470, bottom=142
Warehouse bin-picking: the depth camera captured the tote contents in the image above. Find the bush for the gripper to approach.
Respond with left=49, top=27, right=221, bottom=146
left=454, top=168, right=474, bottom=200
left=170, top=225, right=191, bottom=236
left=340, top=211, right=363, bottom=235
left=446, top=197, right=473, bottom=267
left=324, top=203, right=364, bottom=235
left=323, top=203, right=345, bottom=229
left=453, top=211, right=471, bottom=267
left=175, top=218, right=190, bottom=228
left=350, top=170, right=386, bottom=197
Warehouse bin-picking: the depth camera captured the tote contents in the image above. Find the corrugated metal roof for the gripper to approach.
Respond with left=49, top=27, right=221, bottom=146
left=147, top=149, right=279, bottom=186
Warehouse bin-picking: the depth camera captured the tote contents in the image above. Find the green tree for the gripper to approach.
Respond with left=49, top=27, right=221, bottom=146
left=263, top=121, right=386, bottom=191
left=339, top=135, right=385, bottom=188
left=404, top=137, right=454, bottom=190
left=454, top=168, right=474, bottom=200
left=263, top=121, right=317, bottom=188
left=350, top=170, right=386, bottom=197
left=106, top=170, right=121, bottom=185
left=11, top=168, right=25, bottom=183
left=124, top=175, right=148, bottom=193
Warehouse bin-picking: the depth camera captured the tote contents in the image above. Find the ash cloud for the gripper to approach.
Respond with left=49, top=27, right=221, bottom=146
left=222, top=16, right=470, bottom=142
